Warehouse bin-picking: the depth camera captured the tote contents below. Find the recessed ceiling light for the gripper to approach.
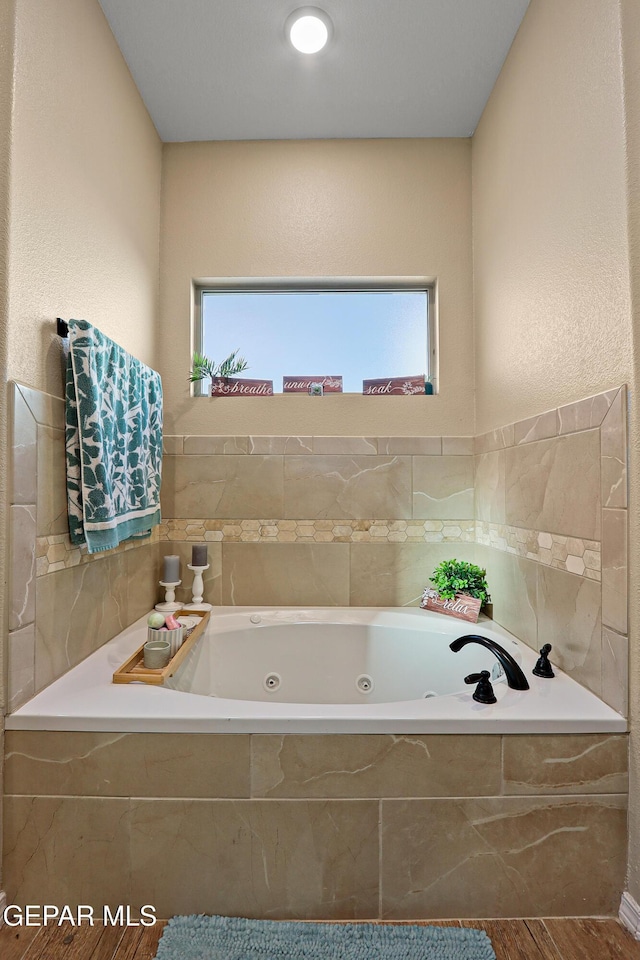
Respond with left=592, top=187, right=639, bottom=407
left=286, top=7, right=332, bottom=54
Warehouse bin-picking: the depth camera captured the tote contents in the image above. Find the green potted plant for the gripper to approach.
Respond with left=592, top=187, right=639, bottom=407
left=421, top=559, right=491, bottom=623
left=189, top=350, right=249, bottom=395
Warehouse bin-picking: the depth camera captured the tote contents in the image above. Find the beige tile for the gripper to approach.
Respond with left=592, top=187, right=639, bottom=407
left=600, top=387, right=627, bottom=508
left=183, top=435, right=249, bottom=454
left=4, top=732, right=251, bottom=797
left=557, top=389, right=618, bottom=435
left=130, top=799, right=379, bottom=919
left=479, top=548, right=537, bottom=650
left=536, top=565, right=602, bottom=695
left=513, top=410, right=558, bottom=445
left=441, top=437, right=474, bottom=456
left=474, top=424, right=515, bottom=454
left=601, top=627, right=628, bottom=717
left=36, top=425, right=68, bottom=536
left=125, top=543, right=161, bottom=622
left=377, top=437, right=441, bottom=455
left=251, top=734, right=501, bottom=798
left=312, top=437, right=377, bottom=455
left=381, top=795, right=626, bottom=919
left=3, top=796, right=131, bottom=910
left=159, top=541, right=222, bottom=606
left=505, top=430, right=601, bottom=540
left=11, top=384, right=37, bottom=505
left=17, top=383, right=65, bottom=429
left=474, top=450, right=506, bottom=523
left=602, top=507, right=627, bottom=635
left=284, top=456, right=411, bottom=520
left=35, top=553, right=128, bottom=691
left=163, top=435, right=184, bottom=455
left=222, top=543, right=350, bottom=606
left=10, top=504, right=36, bottom=631
left=350, top=542, right=476, bottom=607
left=7, top=624, right=36, bottom=712
left=248, top=436, right=313, bottom=455
left=503, top=734, right=628, bottom=795
left=163, top=455, right=284, bottom=519
left=413, top=456, right=474, bottom=520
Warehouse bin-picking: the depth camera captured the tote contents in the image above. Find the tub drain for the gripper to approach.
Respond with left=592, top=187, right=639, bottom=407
left=356, top=674, right=374, bottom=694
left=263, top=672, right=281, bottom=692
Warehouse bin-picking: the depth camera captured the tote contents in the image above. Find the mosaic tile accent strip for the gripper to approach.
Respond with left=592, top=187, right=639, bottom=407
left=35, top=528, right=159, bottom=577
left=475, top=521, right=601, bottom=580
left=158, top=518, right=476, bottom=544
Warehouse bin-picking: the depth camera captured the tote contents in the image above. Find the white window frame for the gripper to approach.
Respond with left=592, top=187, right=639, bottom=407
left=191, top=278, right=438, bottom=397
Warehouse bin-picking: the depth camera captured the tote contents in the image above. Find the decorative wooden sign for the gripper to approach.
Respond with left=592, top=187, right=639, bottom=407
left=211, top=377, right=273, bottom=397
left=362, top=376, right=425, bottom=396
left=420, top=589, right=482, bottom=623
left=283, top=376, right=343, bottom=393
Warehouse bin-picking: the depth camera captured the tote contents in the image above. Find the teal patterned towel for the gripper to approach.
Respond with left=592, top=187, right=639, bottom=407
left=65, top=319, right=163, bottom=553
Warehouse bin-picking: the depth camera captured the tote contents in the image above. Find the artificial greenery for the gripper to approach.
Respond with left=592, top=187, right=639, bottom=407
left=429, top=559, right=491, bottom=607
left=189, top=350, right=248, bottom=383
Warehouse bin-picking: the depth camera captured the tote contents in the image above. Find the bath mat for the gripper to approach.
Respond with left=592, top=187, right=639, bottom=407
left=153, top=914, right=496, bottom=959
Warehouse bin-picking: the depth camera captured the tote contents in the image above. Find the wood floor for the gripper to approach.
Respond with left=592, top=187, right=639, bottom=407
left=1, top=918, right=639, bottom=959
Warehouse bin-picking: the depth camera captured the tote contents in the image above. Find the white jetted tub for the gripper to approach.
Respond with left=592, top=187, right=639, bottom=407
left=6, top=607, right=626, bottom=734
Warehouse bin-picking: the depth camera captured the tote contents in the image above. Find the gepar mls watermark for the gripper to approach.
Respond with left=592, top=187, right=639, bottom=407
left=3, top=904, right=157, bottom=926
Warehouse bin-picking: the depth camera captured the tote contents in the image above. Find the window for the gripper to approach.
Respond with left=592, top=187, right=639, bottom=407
left=193, top=280, right=436, bottom=395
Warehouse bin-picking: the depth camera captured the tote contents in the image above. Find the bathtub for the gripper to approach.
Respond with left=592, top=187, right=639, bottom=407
left=6, top=607, right=626, bottom=734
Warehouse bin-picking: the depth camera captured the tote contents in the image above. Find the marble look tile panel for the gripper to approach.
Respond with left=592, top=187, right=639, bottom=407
left=249, top=436, right=313, bottom=455
left=3, top=796, right=131, bottom=910
left=222, top=543, right=350, bottom=606
left=601, top=507, right=628, bottom=634
left=159, top=541, right=222, bottom=606
left=130, top=799, right=379, bottom=919
left=17, top=383, right=65, bottom=429
left=11, top=384, right=37, bottom=505
left=536, top=565, right=602, bottom=696
left=125, top=543, right=161, bottom=623
left=557, top=389, right=618, bottom=435
left=7, top=624, right=36, bottom=713
left=600, top=387, right=627, bottom=508
left=412, top=456, right=474, bottom=520
left=474, top=423, right=515, bottom=455
left=251, top=734, right=502, bottom=798
left=505, top=430, right=601, bottom=540
left=601, top=627, right=628, bottom=717
left=184, top=435, right=249, bottom=455
left=502, top=734, right=628, bottom=795
left=380, top=795, right=627, bottom=918
left=163, top=455, right=284, bottom=519
left=349, top=542, right=477, bottom=607
left=158, top=518, right=475, bottom=545
left=441, top=437, right=474, bottom=456
left=477, top=547, right=538, bottom=651
left=475, top=522, right=601, bottom=579
left=312, top=437, right=377, bottom=455
left=35, top=552, right=128, bottom=692
left=162, top=435, right=184, bottom=455
left=513, top=409, right=559, bottom=445
left=10, top=504, right=36, bottom=631
left=36, top=424, right=71, bottom=536
left=4, top=732, right=251, bottom=798
left=377, top=437, right=442, bottom=455
left=474, top=450, right=506, bottom=524
left=35, top=528, right=159, bottom=577
left=284, top=456, right=412, bottom=520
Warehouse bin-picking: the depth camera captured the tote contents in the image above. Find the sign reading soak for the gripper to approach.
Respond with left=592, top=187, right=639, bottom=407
left=420, top=588, right=482, bottom=623
left=362, top=376, right=425, bottom=396
left=210, top=377, right=273, bottom=397
left=283, top=376, right=343, bottom=393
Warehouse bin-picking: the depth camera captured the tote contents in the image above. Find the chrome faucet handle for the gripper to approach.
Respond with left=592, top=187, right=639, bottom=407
left=533, top=643, right=555, bottom=678
left=464, top=670, right=497, bottom=705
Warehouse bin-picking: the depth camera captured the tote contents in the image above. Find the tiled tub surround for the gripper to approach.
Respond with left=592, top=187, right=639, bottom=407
left=8, top=384, right=158, bottom=711
left=2, top=730, right=628, bottom=918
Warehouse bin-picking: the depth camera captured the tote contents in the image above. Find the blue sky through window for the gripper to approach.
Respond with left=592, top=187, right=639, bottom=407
left=201, top=290, right=428, bottom=393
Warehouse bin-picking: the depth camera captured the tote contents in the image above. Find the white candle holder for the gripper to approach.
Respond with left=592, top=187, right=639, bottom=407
left=155, top=580, right=182, bottom=613
left=183, top=564, right=212, bottom=611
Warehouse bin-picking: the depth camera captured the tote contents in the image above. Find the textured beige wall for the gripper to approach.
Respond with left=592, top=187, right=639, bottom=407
left=7, top=0, right=162, bottom=398
left=472, top=0, right=632, bottom=435
left=620, top=0, right=640, bottom=905
left=159, top=139, right=473, bottom=436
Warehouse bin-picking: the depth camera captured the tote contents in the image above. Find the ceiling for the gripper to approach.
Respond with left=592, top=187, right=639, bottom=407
left=98, top=0, right=531, bottom=143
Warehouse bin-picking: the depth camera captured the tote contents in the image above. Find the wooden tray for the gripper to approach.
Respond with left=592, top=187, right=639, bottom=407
left=112, top=609, right=210, bottom=685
